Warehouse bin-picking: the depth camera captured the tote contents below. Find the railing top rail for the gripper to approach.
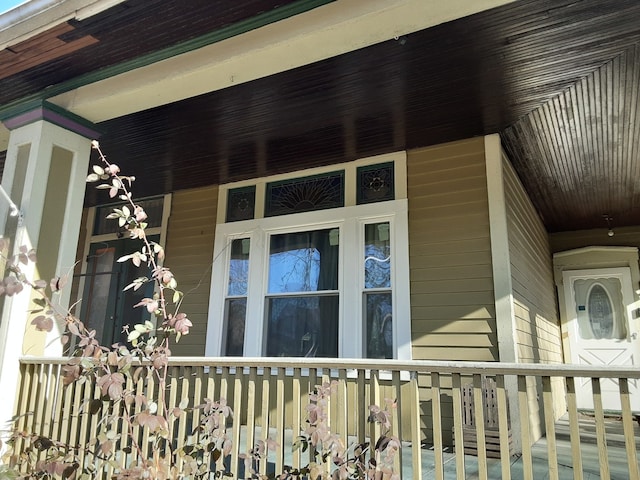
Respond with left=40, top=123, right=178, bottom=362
left=18, top=355, right=640, bottom=379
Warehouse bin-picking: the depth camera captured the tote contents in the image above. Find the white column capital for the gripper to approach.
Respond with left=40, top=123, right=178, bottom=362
left=1, top=100, right=101, bottom=140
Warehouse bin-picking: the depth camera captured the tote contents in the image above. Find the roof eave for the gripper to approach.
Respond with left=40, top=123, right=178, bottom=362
left=0, top=0, right=126, bottom=50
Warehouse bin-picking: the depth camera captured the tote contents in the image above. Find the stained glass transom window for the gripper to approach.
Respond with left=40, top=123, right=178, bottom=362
left=265, top=171, right=344, bottom=217
left=357, top=162, right=394, bottom=205
left=226, top=186, right=256, bottom=222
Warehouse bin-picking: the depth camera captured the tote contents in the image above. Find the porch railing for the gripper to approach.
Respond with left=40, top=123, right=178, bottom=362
left=8, top=357, right=640, bottom=479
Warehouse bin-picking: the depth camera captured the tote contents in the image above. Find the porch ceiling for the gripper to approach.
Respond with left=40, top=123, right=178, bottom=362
left=1, top=0, right=640, bottom=233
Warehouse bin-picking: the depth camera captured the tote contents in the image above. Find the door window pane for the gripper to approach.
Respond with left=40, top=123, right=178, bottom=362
left=85, top=246, right=115, bottom=343
left=82, top=238, right=156, bottom=346
left=573, top=278, right=627, bottom=340
left=588, top=284, right=617, bottom=339
left=266, top=296, right=338, bottom=357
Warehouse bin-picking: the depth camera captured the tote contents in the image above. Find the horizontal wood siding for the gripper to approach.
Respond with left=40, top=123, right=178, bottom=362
left=504, top=158, right=562, bottom=364
left=408, top=138, right=497, bottom=362
left=503, top=156, right=564, bottom=440
left=164, top=186, right=218, bottom=356
left=408, top=138, right=495, bottom=445
left=549, top=225, right=640, bottom=253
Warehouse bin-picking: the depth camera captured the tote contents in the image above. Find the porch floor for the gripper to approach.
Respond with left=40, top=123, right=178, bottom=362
left=405, top=414, right=639, bottom=479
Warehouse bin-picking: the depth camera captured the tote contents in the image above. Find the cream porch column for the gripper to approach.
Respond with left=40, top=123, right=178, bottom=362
left=485, top=133, right=522, bottom=451
left=0, top=102, right=98, bottom=429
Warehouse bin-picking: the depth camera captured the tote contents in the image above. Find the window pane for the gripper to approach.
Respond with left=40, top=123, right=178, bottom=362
left=365, top=292, right=393, bottom=359
left=225, top=298, right=247, bottom=356
left=228, top=238, right=250, bottom=296
left=364, top=222, right=391, bottom=289
left=226, top=186, right=256, bottom=222
left=268, top=229, right=338, bottom=293
left=265, top=171, right=344, bottom=217
left=266, top=296, right=338, bottom=357
left=357, top=162, right=395, bottom=204
left=85, top=246, right=115, bottom=343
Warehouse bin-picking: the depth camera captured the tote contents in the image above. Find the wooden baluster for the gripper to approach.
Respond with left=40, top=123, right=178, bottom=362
left=452, top=372, right=466, bottom=479
left=431, top=371, right=444, bottom=479
left=542, top=376, right=559, bottom=480
left=518, top=375, right=533, bottom=480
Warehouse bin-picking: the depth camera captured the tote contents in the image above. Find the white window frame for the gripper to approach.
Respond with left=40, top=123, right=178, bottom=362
left=205, top=152, right=411, bottom=361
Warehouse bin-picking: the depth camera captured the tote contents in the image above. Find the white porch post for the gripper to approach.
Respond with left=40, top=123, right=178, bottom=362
left=0, top=102, right=97, bottom=433
left=485, top=133, right=522, bottom=451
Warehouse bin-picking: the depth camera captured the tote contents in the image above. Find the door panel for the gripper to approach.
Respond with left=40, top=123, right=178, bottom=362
left=563, top=267, right=640, bottom=411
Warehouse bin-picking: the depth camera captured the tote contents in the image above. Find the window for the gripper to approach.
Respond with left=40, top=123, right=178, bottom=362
left=76, top=195, right=171, bottom=346
left=206, top=153, right=410, bottom=360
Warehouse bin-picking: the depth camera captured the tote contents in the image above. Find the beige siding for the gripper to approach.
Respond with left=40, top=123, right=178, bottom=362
left=503, top=158, right=562, bottom=364
left=550, top=225, right=640, bottom=253
left=408, top=138, right=497, bottom=362
left=407, top=138, right=496, bottom=445
left=503, top=156, right=564, bottom=440
left=164, top=186, right=218, bottom=356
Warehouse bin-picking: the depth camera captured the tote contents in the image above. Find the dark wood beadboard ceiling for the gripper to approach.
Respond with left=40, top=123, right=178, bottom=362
left=3, top=0, right=640, bottom=233
left=502, top=43, right=640, bottom=232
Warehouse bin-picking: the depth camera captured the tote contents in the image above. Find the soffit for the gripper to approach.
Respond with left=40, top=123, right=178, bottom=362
left=2, top=0, right=640, bottom=235
left=79, top=0, right=640, bottom=237
left=0, top=0, right=312, bottom=106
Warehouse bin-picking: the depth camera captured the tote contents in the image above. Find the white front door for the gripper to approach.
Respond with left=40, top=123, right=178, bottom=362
left=562, top=267, right=640, bottom=411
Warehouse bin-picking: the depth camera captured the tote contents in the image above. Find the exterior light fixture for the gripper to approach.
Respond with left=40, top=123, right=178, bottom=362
left=603, top=214, right=614, bottom=237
